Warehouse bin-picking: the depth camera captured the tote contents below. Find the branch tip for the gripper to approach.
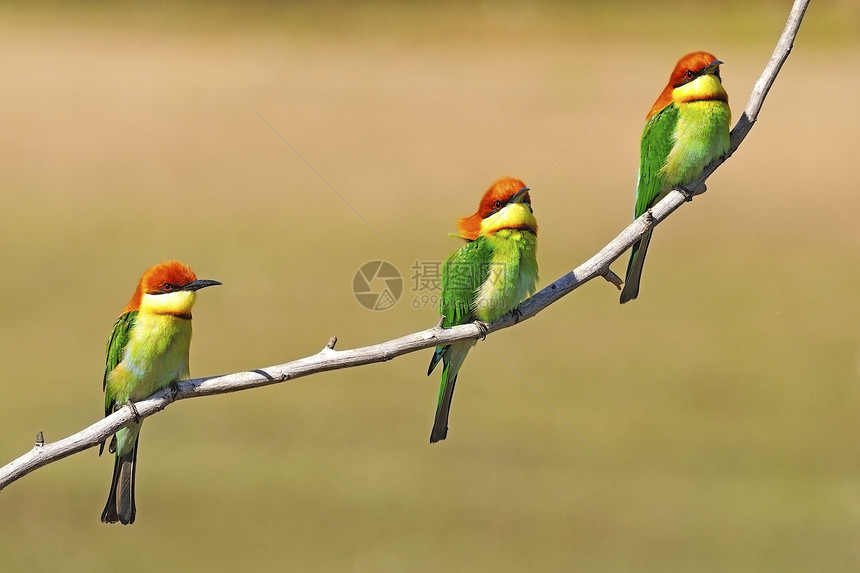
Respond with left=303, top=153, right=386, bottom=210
left=326, top=336, right=338, bottom=350
left=35, top=431, right=44, bottom=447
left=601, top=269, right=624, bottom=290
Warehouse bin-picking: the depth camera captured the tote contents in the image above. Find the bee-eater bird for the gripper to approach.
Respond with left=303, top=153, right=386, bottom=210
left=620, top=51, right=731, bottom=304
left=100, top=261, right=220, bottom=524
left=427, top=177, right=539, bottom=443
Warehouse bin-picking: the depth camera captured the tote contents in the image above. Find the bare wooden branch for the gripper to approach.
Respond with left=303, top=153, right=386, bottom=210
left=0, top=0, right=810, bottom=493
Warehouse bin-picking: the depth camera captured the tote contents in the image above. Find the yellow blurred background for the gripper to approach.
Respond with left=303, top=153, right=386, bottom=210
left=1, top=1, right=859, bottom=570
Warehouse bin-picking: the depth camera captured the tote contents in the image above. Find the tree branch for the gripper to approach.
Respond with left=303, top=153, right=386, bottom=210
left=0, top=0, right=810, bottom=492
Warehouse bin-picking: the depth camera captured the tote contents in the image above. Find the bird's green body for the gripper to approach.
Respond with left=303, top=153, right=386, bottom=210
left=428, top=178, right=538, bottom=443
left=104, top=310, right=192, bottom=452
left=100, top=261, right=219, bottom=525
left=439, top=229, right=539, bottom=328
left=647, top=101, right=731, bottom=189
left=104, top=310, right=192, bottom=413
left=621, top=53, right=731, bottom=303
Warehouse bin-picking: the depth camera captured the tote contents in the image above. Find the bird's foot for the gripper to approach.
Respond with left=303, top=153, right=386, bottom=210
left=474, top=320, right=490, bottom=340
left=124, top=400, right=141, bottom=423
left=509, top=307, right=523, bottom=324
left=169, top=380, right=181, bottom=401
left=679, top=182, right=707, bottom=201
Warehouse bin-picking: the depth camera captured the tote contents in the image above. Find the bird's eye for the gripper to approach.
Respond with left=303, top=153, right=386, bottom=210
left=493, top=200, right=504, bottom=210
left=684, top=70, right=695, bottom=80
left=162, top=283, right=173, bottom=292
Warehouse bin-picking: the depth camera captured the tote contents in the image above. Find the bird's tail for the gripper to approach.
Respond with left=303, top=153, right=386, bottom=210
left=430, top=363, right=458, bottom=443
left=620, top=229, right=653, bottom=304
left=101, top=434, right=139, bottom=525
left=430, top=342, right=472, bottom=443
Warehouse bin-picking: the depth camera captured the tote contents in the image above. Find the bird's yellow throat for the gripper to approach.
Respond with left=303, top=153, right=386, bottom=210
left=139, top=291, right=197, bottom=318
left=479, top=203, right=538, bottom=236
left=672, top=73, right=728, bottom=105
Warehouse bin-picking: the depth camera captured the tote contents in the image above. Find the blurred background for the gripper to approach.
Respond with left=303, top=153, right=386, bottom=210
left=1, top=1, right=859, bottom=570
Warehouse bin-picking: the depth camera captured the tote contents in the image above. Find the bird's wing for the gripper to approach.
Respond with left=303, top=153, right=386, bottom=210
left=635, top=103, right=679, bottom=217
left=103, top=310, right=138, bottom=413
left=428, top=237, right=493, bottom=375
left=440, top=236, right=493, bottom=328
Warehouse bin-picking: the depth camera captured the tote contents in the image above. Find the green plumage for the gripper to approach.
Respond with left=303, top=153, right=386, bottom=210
left=621, top=98, right=730, bottom=303
left=428, top=228, right=538, bottom=442
left=634, top=104, right=680, bottom=218
left=103, top=310, right=138, bottom=416
left=101, top=308, right=193, bottom=525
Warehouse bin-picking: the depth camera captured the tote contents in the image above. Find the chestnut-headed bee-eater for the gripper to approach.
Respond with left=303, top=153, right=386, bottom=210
left=100, top=261, right=220, bottom=524
left=620, top=51, right=731, bottom=303
left=427, top=177, right=539, bottom=443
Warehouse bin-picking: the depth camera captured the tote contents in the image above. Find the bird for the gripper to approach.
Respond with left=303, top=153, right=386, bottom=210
left=100, top=261, right=220, bottom=524
left=427, top=177, right=539, bottom=443
left=620, top=51, right=731, bottom=304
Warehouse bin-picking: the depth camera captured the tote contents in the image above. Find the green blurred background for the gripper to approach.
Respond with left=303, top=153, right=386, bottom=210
left=2, top=1, right=859, bottom=570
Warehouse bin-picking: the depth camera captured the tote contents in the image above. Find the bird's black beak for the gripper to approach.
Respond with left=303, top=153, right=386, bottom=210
left=701, top=60, right=723, bottom=76
left=508, top=187, right=530, bottom=205
left=183, top=279, right=222, bottom=292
